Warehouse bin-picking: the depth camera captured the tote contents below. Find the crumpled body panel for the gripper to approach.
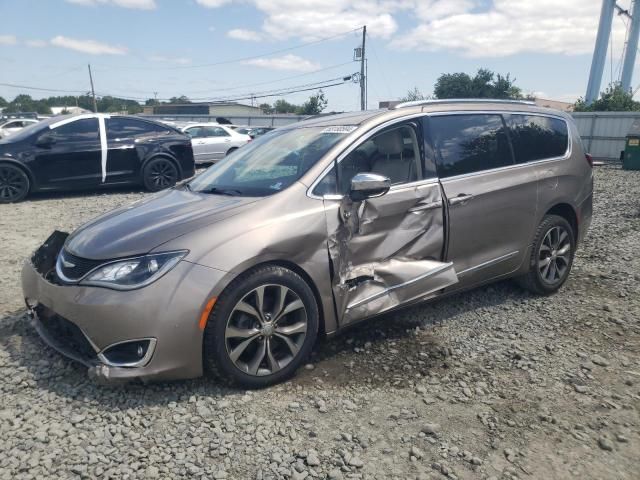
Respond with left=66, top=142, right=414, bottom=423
left=325, top=182, right=459, bottom=326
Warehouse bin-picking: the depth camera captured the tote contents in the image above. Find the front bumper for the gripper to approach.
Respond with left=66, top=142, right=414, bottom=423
left=21, top=237, right=228, bottom=383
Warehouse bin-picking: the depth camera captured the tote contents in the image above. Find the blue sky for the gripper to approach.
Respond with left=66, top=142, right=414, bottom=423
left=0, top=0, right=637, bottom=111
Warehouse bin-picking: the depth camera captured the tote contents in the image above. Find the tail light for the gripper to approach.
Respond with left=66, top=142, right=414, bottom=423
left=585, top=153, right=593, bottom=168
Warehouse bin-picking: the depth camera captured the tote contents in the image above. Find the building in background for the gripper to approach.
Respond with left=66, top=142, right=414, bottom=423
left=143, top=102, right=264, bottom=116
left=532, top=98, right=574, bottom=112
left=50, top=106, right=92, bottom=115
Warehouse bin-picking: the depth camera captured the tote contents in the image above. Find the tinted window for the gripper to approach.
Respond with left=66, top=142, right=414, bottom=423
left=430, top=114, right=512, bottom=178
left=51, top=118, right=99, bottom=142
left=107, top=117, right=169, bottom=139
left=314, top=123, right=423, bottom=196
left=505, top=114, right=568, bottom=162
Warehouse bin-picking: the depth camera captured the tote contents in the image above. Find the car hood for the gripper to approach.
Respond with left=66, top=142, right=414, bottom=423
left=65, top=188, right=260, bottom=260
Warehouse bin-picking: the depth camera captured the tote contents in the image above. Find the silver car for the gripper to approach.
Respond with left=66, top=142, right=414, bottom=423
left=182, top=123, right=251, bottom=164
left=0, top=118, right=39, bottom=138
left=22, top=99, right=593, bottom=388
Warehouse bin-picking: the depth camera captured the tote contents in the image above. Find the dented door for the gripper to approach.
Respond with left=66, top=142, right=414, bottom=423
left=324, top=181, right=458, bottom=326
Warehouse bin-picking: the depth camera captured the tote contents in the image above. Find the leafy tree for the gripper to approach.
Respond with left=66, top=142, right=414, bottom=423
left=259, top=102, right=274, bottom=114
left=145, top=98, right=159, bottom=106
left=272, top=99, right=298, bottom=114
left=169, top=95, right=190, bottom=104
left=0, top=96, right=7, bottom=108
left=296, top=90, right=328, bottom=115
left=401, top=87, right=427, bottom=102
left=434, top=68, right=523, bottom=99
left=4, top=94, right=52, bottom=114
left=574, top=83, right=640, bottom=111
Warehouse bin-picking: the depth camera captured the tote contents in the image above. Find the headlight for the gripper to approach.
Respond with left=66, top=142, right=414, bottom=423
left=80, top=250, right=188, bottom=290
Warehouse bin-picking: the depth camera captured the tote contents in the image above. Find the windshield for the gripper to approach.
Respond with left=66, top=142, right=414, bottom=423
left=0, top=120, right=46, bottom=143
left=188, top=126, right=348, bottom=197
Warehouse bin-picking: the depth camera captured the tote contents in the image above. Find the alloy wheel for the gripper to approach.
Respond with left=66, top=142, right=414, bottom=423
left=148, top=160, right=177, bottom=188
left=225, top=284, right=308, bottom=376
left=0, top=166, right=28, bottom=202
left=538, top=226, right=571, bottom=285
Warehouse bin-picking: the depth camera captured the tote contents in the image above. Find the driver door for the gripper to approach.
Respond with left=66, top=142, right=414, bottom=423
left=315, top=120, right=458, bottom=325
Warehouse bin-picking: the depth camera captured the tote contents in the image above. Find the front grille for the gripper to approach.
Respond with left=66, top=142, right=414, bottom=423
left=34, top=305, right=97, bottom=363
left=58, top=249, right=104, bottom=281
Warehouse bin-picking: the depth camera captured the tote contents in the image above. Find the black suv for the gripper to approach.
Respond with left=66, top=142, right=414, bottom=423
left=0, top=114, right=195, bottom=203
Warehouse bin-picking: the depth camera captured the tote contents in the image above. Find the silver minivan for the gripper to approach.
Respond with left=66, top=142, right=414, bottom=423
left=22, top=99, right=593, bottom=388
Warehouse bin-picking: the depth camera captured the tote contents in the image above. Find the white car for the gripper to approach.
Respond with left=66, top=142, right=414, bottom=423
left=0, top=118, right=39, bottom=138
left=181, top=123, right=251, bottom=164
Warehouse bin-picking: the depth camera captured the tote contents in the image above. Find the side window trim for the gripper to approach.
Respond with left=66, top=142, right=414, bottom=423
left=308, top=113, right=433, bottom=199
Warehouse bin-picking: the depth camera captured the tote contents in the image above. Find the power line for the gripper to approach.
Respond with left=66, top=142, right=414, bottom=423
left=0, top=82, right=89, bottom=94
left=92, top=27, right=362, bottom=71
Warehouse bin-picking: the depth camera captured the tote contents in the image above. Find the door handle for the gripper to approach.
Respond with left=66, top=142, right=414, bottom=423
left=114, top=144, right=135, bottom=149
left=224, top=139, right=231, bottom=142
left=408, top=200, right=442, bottom=213
left=448, top=194, right=474, bottom=206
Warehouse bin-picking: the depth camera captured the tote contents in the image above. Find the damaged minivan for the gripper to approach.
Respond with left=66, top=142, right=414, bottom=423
left=22, top=99, right=593, bottom=388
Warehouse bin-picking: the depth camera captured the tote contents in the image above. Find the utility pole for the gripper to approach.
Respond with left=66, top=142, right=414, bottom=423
left=88, top=63, right=98, bottom=113
left=621, top=0, right=640, bottom=92
left=585, top=0, right=616, bottom=105
left=360, top=25, right=366, bottom=111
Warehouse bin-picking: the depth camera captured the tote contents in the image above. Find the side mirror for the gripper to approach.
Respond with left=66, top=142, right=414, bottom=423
left=36, top=132, right=55, bottom=148
left=350, top=172, right=391, bottom=202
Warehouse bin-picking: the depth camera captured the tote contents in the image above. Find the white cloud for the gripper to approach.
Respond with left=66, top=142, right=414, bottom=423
left=26, top=39, right=47, bottom=48
left=149, top=55, right=192, bottom=65
left=243, top=54, right=321, bottom=72
left=392, top=0, right=627, bottom=58
left=196, top=0, right=398, bottom=40
left=51, top=36, right=127, bottom=55
left=0, top=35, right=17, bottom=46
left=196, top=0, right=231, bottom=7
left=227, top=28, right=262, bottom=42
left=66, top=0, right=156, bottom=9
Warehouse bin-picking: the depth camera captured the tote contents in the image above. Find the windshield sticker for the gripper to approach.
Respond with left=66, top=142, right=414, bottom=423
left=321, top=126, right=357, bottom=134
left=270, top=182, right=283, bottom=190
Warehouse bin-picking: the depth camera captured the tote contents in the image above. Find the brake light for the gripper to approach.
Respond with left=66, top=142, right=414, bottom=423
left=585, top=153, right=593, bottom=168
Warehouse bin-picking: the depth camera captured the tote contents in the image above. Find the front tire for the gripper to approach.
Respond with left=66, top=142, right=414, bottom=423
left=516, top=214, right=575, bottom=295
left=0, top=163, right=30, bottom=203
left=142, top=157, right=178, bottom=192
left=203, top=265, right=319, bottom=388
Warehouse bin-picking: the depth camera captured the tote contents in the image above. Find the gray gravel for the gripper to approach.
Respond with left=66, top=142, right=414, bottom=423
left=1, top=167, right=639, bottom=479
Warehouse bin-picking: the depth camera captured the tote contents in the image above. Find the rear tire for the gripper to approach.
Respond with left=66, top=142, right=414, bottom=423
left=516, top=214, right=575, bottom=295
left=0, top=163, right=30, bottom=203
left=142, top=157, right=178, bottom=192
left=203, top=265, right=319, bottom=389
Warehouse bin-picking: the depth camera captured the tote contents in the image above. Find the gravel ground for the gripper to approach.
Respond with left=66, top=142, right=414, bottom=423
left=0, top=167, right=639, bottom=480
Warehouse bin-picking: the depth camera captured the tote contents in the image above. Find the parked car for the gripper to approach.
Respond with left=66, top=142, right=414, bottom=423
left=182, top=123, right=251, bottom=164
left=235, top=126, right=275, bottom=138
left=0, top=118, right=40, bottom=138
left=0, top=114, right=195, bottom=203
left=22, top=99, right=593, bottom=388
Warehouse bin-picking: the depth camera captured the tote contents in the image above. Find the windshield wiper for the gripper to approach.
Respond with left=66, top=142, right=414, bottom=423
left=199, top=187, right=243, bottom=196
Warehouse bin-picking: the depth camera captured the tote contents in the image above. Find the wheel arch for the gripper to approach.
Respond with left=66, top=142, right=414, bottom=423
left=141, top=153, right=183, bottom=180
left=0, top=158, right=35, bottom=192
left=216, top=259, right=328, bottom=337
left=545, top=203, right=578, bottom=241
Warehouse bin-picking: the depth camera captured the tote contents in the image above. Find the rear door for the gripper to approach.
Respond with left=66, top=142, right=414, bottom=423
left=314, top=119, right=458, bottom=326
left=33, top=117, right=102, bottom=188
left=204, top=126, right=233, bottom=159
left=427, top=113, right=538, bottom=287
left=105, top=117, right=145, bottom=182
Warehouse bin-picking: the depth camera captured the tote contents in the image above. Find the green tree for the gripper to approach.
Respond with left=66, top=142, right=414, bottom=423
left=296, top=90, right=328, bottom=115
left=273, top=98, right=298, bottom=114
left=434, top=68, right=522, bottom=99
left=0, top=96, right=7, bottom=108
left=259, top=102, right=274, bottom=114
left=401, top=87, right=426, bottom=102
left=169, top=95, right=190, bottom=104
left=573, top=83, right=640, bottom=111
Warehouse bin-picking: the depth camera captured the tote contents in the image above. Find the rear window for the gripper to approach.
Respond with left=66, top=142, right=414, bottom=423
left=504, top=114, right=568, bottom=163
left=429, top=114, right=513, bottom=178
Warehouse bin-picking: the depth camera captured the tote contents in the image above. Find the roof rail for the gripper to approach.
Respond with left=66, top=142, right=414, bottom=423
left=392, top=98, right=537, bottom=110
